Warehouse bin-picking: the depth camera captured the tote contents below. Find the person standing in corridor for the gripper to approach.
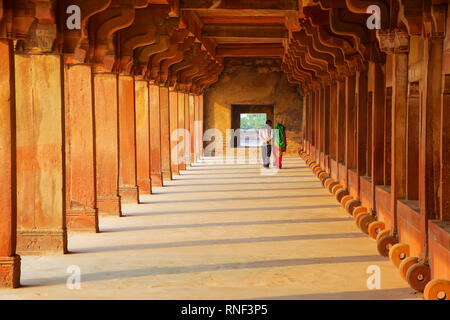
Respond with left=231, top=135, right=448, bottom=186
left=273, top=123, right=286, bottom=169
left=259, top=120, right=273, bottom=168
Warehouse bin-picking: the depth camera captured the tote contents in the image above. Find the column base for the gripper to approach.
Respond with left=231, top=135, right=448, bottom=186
left=0, top=256, right=21, bottom=288
left=171, top=165, right=179, bottom=176
left=151, top=173, right=163, bottom=187
left=137, top=178, right=152, bottom=195
left=97, top=195, right=122, bottom=217
left=162, top=170, right=172, bottom=182
left=17, top=229, right=68, bottom=255
left=66, top=207, right=99, bottom=233
left=179, top=163, right=186, bottom=171
left=119, top=186, right=139, bottom=204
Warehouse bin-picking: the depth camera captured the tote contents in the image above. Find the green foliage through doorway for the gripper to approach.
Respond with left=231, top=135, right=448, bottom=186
left=240, top=113, right=267, bottom=130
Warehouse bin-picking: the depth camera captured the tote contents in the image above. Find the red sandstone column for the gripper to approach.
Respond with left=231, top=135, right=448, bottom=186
left=135, top=79, right=152, bottom=195
left=324, top=85, right=331, bottom=172
left=345, top=75, right=357, bottom=185
left=94, top=73, right=122, bottom=216
left=149, top=84, right=163, bottom=187
left=319, top=87, right=325, bottom=167
left=391, top=51, right=408, bottom=233
left=316, top=88, right=322, bottom=166
left=64, top=63, right=98, bottom=233
left=160, top=87, right=172, bottom=181
left=0, top=39, right=20, bottom=288
left=308, top=91, right=314, bottom=154
left=199, top=94, right=204, bottom=158
left=336, top=79, right=346, bottom=184
left=184, top=93, right=191, bottom=166
left=329, top=85, right=337, bottom=162
left=169, top=88, right=180, bottom=175
left=118, top=75, right=139, bottom=203
left=442, top=71, right=450, bottom=223
left=371, top=64, right=386, bottom=206
left=418, top=36, right=444, bottom=257
left=194, top=95, right=200, bottom=162
left=178, top=92, right=186, bottom=171
left=316, top=90, right=321, bottom=161
left=310, top=91, right=316, bottom=160
left=15, top=52, right=67, bottom=255
left=356, top=70, right=368, bottom=180
left=189, top=94, right=195, bottom=163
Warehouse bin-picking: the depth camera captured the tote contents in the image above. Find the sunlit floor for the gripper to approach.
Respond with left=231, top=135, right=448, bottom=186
left=0, top=156, right=420, bottom=300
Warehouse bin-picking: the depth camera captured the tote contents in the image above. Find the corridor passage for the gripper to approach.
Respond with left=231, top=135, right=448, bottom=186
left=0, top=157, right=416, bottom=300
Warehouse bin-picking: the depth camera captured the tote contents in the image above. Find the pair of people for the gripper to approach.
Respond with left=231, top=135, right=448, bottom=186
left=259, top=120, right=286, bottom=169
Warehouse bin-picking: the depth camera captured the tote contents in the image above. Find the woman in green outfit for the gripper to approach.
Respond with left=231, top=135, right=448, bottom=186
left=273, top=123, right=286, bottom=168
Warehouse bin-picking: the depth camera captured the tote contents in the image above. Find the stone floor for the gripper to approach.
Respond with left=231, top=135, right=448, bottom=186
left=0, top=156, right=420, bottom=300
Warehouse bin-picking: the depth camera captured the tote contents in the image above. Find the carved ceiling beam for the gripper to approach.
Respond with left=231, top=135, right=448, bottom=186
left=59, top=0, right=111, bottom=61
left=191, top=59, right=215, bottom=84
left=304, top=6, right=357, bottom=57
left=315, top=0, right=370, bottom=58
left=170, top=42, right=201, bottom=86
left=281, top=61, right=307, bottom=87
left=135, top=17, right=178, bottom=75
left=302, top=20, right=346, bottom=68
left=284, top=52, right=315, bottom=81
left=292, top=30, right=335, bottom=71
left=179, top=50, right=209, bottom=84
left=136, top=34, right=169, bottom=75
left=288, top=45, right=323, bottom=76
left=88, top=0, right=147, bottom=71
left=196, top=64, right=224, bottom=93
left=290, top=41, right=328, bottom=74
left=159, top=36, right=195, bottom=84
left=116, top=5, right=170, bottom=74
left=148, top=28, right=190, bottom=81
left=168, top=52, right=194, bottom=86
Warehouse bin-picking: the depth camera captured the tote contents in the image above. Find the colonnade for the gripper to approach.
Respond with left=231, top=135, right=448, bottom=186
left=0, top=0, right=210, bottom=289
left=291, top=1, right=449, bottom=299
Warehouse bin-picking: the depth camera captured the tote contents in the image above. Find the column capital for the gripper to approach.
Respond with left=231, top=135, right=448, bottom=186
left=18, top=23, right=58, bottom=54
left=376, top=29, right=410, bottom=54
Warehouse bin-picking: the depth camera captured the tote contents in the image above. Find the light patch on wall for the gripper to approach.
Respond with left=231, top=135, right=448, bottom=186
left=213, top=102, right=231, bottom=138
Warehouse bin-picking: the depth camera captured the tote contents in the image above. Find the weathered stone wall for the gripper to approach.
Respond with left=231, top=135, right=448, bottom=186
left=204, top=64, right=303, bottom=156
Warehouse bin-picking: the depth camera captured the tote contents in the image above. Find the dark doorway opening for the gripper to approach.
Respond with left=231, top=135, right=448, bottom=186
left=231, top=104, right=274, bottom=148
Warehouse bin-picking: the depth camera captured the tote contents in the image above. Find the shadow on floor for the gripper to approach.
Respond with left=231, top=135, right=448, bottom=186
left=173, top=175, right=315, bottom=181
left=150, top=186, right=326, bottom=195
left=72, top=232, right=366, bottom=253
left=139, top=194, right=330, bottom=205
left=185, top=166, right=308, bottom=171
left=179, top=169, right=307, bottom=176
left=252, top=287, right=417, bottom=300
left=23, top=254, right=385, bottom=287
left=166, top=180, right=320, bottom=187
left=102, top=217, right=353, bottom=233
left=124, top=204, right=339, bottom=217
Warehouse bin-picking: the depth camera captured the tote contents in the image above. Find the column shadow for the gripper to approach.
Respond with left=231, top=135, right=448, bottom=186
left=72, top=232, right=366, bottom=253
left=102, top=217, right=353, bottom=232
left=124, top=204, right=339, bottom=217
left=23, top=254, right=385, bottom=287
